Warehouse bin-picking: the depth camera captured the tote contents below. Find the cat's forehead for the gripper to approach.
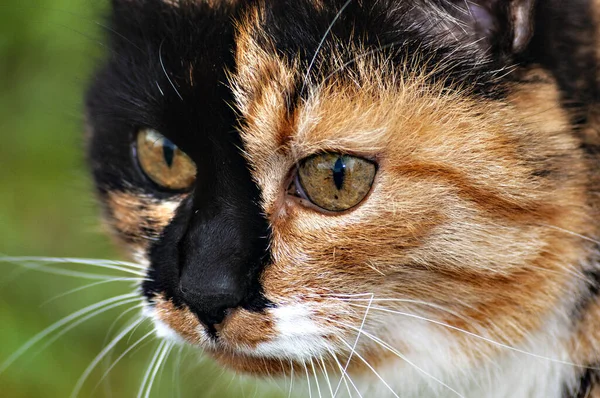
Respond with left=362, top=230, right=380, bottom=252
left=227, top=1, right=482, bottom=202
left=229, top=0, right=505, bottom=138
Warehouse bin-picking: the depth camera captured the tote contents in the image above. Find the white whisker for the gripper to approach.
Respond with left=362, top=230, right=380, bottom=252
left=303, top=361, right=313, bottom=398
left=311, top=358, right=323, bottom=398
left=138, top=340, right=167, bottom=398
left=327, top=348, right=359, bottom=398
left=318, top=354, right=334, bottom=398
left=94, top=330, right=155, bottom=392
left=0, top=293, right=140, bottom=375
left=347, top=303, right=600, bottom=370
left=325, top=295, right=467, bottom=316
left=328, top=317, right=466, bottom=397
left=3, top=261, right=126, bottom=280
left=158, top=41, right=183, bottom=101
left=337, top=337, right=399, bottom=398
left=333, top=293, right=373, bottom=397
left=172, top=344, right=184, bottom=398
left=322, top=41, right=403, bottom=83
left=106, top=305, right=147, bottom=347
left=541, top=224, right=600, bottom=245
left=288, top=360, right=294, bottom=398
left=1, top=256, right=146, bottom=271
left=71, top=317, right=145, bottom=398
left=101, top=305, right=149, bottom=380
left=34, top=301, right=144, bottom=361
left=144, top=341, right=173, bottom=398
left=42, top=277, right=147, bottom=306
left=301, top=0, right=353, bottom=94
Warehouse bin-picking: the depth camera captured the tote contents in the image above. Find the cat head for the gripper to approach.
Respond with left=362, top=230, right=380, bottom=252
left=86, top=0, right=595, bottom=381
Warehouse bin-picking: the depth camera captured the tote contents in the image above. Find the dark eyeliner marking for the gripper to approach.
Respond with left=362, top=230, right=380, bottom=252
left=163, top=139, right=176, bottom=167
left=333, top=156, right=346, bottom=190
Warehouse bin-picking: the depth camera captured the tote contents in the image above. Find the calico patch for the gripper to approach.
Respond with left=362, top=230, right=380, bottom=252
left=86, top=0, right=600, bottom=396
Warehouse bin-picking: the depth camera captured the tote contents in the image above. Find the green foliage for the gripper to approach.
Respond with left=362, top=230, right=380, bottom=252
left=0, top=2, right=283, bottom=397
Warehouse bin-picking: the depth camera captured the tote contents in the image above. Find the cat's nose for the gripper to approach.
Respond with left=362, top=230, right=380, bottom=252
left=179, top=275, right=246, bottom=328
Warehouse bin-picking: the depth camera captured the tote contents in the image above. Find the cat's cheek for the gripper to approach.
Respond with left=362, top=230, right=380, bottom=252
left=102, top=191, right=185, bottom=263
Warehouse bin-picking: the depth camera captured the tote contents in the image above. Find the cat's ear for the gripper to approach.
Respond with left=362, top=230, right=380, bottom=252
left=447, top=0, right=536, bottom=54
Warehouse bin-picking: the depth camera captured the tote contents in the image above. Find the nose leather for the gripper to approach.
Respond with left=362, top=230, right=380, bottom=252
left=179, top=272, right=247, bottom=326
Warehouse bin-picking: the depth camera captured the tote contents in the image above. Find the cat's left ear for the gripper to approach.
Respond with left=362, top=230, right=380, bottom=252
left=447, top=0, right=536, bottom=54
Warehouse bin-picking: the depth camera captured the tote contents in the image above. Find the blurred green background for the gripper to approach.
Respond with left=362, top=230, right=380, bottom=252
left=0, top=1, right=282, bottom=397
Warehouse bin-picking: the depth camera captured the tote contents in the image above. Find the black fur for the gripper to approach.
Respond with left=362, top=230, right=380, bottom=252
left=565, top=365, right=600, bottom=398
left=86, top=0, right=272, bottom=329
left=528, top=0, right=598, bottom=125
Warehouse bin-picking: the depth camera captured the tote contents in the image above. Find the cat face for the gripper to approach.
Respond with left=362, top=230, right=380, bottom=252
left=87, top=0, right=596, bottom=383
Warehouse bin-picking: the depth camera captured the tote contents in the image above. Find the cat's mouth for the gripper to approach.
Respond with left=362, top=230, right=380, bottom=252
left=146, top=295, right=338, bottom=373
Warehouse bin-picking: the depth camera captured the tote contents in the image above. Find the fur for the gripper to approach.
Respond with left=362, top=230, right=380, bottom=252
left=86, top=0, right=600, bottom=396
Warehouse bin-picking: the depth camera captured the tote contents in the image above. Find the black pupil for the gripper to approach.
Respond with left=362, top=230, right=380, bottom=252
left=332, top=157, right=346, bottom=190
left=162, top=139, right=176, bottom=167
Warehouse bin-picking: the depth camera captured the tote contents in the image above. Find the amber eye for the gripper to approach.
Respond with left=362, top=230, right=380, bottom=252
left=296, top=153, right=376, bottom=212
left=136, top=128, right=196, bottom=190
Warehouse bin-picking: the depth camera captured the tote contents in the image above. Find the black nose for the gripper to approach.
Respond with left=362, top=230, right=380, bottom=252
left=179, top=274, right=247, bottom=327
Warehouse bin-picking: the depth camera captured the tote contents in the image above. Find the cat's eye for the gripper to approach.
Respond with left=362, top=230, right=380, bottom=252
left=136, top=128, right=196, bottom=190
left=295, top=153, right=376, bottom=212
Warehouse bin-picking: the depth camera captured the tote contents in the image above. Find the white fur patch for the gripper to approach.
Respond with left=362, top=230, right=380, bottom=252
left=252, top=304, right=333, bottom=360
left=142, top=304, right=185, bottom=344
left=343, top=291, right=583, bottom=398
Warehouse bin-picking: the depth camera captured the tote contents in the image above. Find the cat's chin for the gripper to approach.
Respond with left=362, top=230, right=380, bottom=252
left=208, top=349, right=292, bottom=376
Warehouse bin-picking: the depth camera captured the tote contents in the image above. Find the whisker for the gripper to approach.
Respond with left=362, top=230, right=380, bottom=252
left=310, top=358, right=323, bottom=398
left=301, top=0, right=353, bottom=95
left=158, top=41, right=184, bottom=101
left=71, top=317, right=145, bottom=398
left=1, top=256, right=147, bottom=277
left=321, top=294, right=490, bottom=331
left=322, top=295, right=467, bottom=316
left=346, top=303, right=600, bottom=370
left=41, top=277, right=147, bottom=306
left=337, top=336, right=400, bottom=398
left=94, top=330, right=155, bottom=392
left=101, top=305, right=150, bottom=380
left=540, top=224, right=600, bottom=246
left=143, top=341, right=173, bottom=398
left=137, top=340, right=167, bottom=398
left=93, top=21, right=147, bottom=56
left=155, top=81, right=165, bottom=96
left=327, top=317, right=466, bottom=398
left=0, top=256, right=146, bottom=270
left=318, top=354, right=334, bottom=398
left=106, top=305, right=147, bottom=347
left=33, top=301, right=144, bottom=362
left=0, top=293, right=140, bottom=375
left=173, top=344, right=184, bottom=398
left=303, top=361, right=313, bottom=398
left=327, top=348, right=360, bottom=398
left=2, top=261, right=126, bottom=280
left=288, top=360, right=294, bottom=398
left=334, top=293, right=373, bottom=397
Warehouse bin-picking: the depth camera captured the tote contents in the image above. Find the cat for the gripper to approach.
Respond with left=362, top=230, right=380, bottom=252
left=83, top=0, right=600, bottom=397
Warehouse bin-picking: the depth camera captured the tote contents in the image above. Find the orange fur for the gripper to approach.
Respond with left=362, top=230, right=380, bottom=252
left=105, top=191, right=183, bottom=252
